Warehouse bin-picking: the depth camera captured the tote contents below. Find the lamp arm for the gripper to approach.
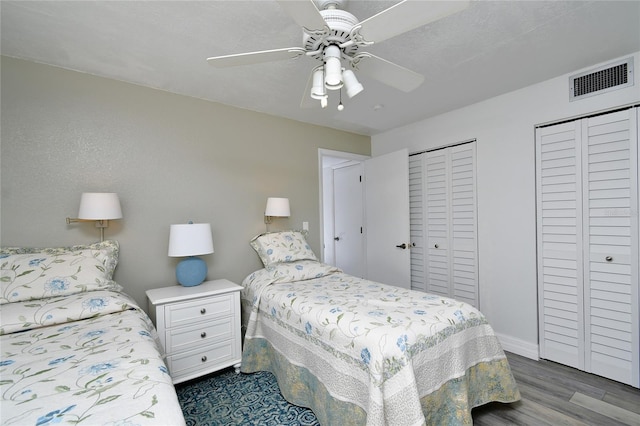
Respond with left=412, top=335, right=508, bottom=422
left=66, top=218, right=110, bottom=242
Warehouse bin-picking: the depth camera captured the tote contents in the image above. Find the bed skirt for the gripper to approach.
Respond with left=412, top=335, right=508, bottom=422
left=241, top=337, right=520, bottom=425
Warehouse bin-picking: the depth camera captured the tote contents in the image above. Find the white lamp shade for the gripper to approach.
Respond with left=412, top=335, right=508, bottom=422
left=78, top=193, right=122, bottom=220
left=310, top=67, right=327, bottom=100
left=265, top=197, right=290, bottom=217
left=168, top=223, right=214, bottom=257
left=323, top=45, right=343, bottom=90
left=343, top=69, right=364, bottom=98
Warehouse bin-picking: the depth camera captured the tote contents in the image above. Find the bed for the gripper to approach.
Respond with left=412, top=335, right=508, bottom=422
left=0, top=240, right=186, bottom=426
left=240, top=231, right=521, bottom=425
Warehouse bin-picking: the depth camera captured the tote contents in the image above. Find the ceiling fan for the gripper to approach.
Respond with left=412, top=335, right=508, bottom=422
left=207, top=0, right=469, bottom=110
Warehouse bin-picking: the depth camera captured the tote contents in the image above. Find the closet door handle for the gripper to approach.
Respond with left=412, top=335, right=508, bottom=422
left=605, top=256, right=613, bottom=262
left=434, top=244, right=439, bottom=249
left=201, top=332, right=207, bottom=338
left=396, top=243, right=407, bottom=249
left=200, top=308, right=206, bottom=315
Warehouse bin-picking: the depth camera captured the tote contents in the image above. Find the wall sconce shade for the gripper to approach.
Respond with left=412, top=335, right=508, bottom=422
left=66, top=192, right=122, bottom=241
left=168, top=222, right=214, bottom=287
left=77, top=192, right=123, bottom=220
left=265, top=197, right=291, bottom=218
left=264, top=197, right=290, bottom=231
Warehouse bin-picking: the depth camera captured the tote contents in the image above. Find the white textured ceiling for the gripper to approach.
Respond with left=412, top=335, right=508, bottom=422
left=1, top=1, right=639, bottom=136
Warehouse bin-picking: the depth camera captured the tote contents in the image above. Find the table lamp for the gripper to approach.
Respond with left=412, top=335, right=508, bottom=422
left=168, top=222, right=214, bottom=287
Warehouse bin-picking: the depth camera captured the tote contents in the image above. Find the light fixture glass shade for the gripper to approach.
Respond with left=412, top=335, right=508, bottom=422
left=310, top=67, right=326, bottom=99
left=78, top=193, right=122, bottom=220
left=168, top=223, right=214, bottom=257
left=343, top=69, right=364, bottom=98
left=323, top=45, right=343, bottom=90
left=265, top=197, right=291, bottom=217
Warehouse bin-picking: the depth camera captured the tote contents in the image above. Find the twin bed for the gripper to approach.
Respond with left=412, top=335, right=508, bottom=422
left=1, top=233, right=519, bottom=425
left=0, top=241, right=185, bottom=425
left=241, top=231, right=520, bottom=425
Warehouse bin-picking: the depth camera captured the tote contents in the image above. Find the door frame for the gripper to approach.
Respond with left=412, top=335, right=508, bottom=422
left=318, top=149, right=370, bottom=263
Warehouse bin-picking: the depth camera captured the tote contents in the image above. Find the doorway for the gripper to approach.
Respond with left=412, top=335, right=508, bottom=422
left=318, top=149, right=369, bottom=274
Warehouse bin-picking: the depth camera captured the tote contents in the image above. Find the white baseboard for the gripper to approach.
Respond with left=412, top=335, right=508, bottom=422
left=495, top=332, right=539, bottom=360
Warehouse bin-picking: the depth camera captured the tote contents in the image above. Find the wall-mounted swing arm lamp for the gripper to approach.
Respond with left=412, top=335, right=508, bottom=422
left=66, top=192, right=123, bottom=241
left=264, top=197, right=290, bottom=231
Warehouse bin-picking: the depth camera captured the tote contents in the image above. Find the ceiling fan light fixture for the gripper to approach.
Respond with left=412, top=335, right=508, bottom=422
left=342, top=69, right=363, bottom=98
left=323, top=45, right=343, bottom=90
left=310, top=67, right=327, bottom=99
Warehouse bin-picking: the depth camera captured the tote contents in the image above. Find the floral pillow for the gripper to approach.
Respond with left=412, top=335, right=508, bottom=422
left=266, top=260, right=341, bottom=283
left=0, top=240, right=121, bottom=304
left=250, top=230, right=318, bottom=267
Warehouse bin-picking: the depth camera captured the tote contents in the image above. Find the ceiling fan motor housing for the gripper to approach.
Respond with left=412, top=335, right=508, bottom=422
left=302, top=9, right=359, bottom=61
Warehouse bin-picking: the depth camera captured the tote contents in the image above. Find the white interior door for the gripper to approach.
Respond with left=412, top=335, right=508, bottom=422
left=364, top=149, right=411, bottom=288
left=334, top=163, right=364, bottom=277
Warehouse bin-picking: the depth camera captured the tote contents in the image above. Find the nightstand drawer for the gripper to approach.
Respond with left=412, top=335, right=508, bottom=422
left=164, top=293, right=233, bottom=328
left=167, top=340, right=236, bottom=378
left=165, top=316, right=232, bottom=353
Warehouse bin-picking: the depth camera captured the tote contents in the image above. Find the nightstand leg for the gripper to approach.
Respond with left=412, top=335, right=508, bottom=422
left=234, top=363, right=241, bottom=374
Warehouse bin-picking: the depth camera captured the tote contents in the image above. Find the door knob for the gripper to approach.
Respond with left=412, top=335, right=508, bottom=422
left=434, top=244, right=439, bottom=249
left=605, top=256, right=613, bottom=262
left=396, top=243, right=407, bottom=249
left=334, top=237, right=340, bottom=241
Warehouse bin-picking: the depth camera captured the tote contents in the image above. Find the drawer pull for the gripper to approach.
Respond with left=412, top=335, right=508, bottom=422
left=200, top=332, right=207, bottom=338
left=200, top=308, right=206, bottom=315
left=201, top=356, right=207, bottom=363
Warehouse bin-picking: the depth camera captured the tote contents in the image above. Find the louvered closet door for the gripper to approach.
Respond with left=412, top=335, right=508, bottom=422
left=583, top=109, right=638, bottom=386
left=415, top=142, right=479, bottom=308
left=449, top=144, right=478, bottom=306
left=536, top=121, right=585, bottom=370
left=409, top=155, right=426, bottom=292
left=537, top=107, right=639, bottom=387
left=424, top=150, right=451, bottom=297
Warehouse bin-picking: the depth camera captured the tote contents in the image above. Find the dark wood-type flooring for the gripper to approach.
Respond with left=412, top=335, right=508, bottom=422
left=472, top=352, right=640, bottom=425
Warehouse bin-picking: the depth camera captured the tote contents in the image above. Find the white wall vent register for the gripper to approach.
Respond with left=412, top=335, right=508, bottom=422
left=569, top=57, right=633, bottom=101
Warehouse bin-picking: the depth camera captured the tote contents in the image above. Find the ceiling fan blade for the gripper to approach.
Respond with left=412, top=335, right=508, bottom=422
left=277, top=0, right=327, bottom=32
left=356, top=0, right=469, bottom=44
left=353, top=53, right=424, bottom=92
left=207, top=47, right=306, bottom=68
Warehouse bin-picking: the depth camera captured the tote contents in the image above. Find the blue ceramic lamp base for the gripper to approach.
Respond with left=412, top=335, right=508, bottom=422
left=176, top=256, right=207, bottom=287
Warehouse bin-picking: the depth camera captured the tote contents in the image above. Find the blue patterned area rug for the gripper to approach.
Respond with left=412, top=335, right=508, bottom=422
left=176, top=368, right=320, bottom=425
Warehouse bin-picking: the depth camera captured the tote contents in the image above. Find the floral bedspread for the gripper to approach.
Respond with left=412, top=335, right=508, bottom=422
left=0, top=291, right=185, bottom=426
left=241, top=261, right=520, bottom=426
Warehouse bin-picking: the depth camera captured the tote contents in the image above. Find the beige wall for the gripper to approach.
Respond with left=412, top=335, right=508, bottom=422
left=1, top=57, right=370, bottom=309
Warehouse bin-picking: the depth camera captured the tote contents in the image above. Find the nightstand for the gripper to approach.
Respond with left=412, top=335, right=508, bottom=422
left=146, top=279, right=243, bottom=384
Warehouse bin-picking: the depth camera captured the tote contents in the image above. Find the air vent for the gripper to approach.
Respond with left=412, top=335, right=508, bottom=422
left=569, top=57, right=634, bottom=101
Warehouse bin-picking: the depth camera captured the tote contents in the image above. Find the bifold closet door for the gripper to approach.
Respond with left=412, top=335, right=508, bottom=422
left=536, top=120, right=585, bottom=370
left=537, top=107, right=639, bottom=387
left=412, top=142, right=478, bottom=308
left=582, top=109, right=638, bottom=386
